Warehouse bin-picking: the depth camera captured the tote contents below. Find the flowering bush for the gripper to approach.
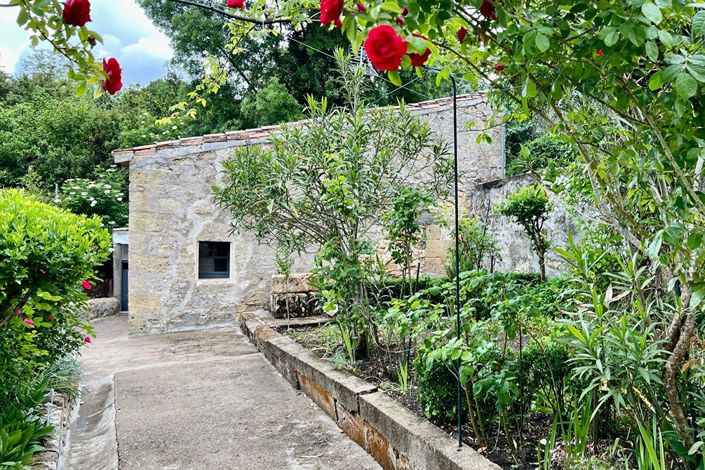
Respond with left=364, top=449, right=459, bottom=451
left=0, top=189, right=111, bottom=417
left=59, top=166, right=128, bottom=228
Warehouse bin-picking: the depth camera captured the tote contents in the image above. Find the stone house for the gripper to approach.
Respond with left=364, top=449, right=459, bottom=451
left=112, top=93, right=574, bottom=335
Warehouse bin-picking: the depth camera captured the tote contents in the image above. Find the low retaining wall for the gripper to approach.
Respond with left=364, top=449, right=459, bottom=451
left=32, top=392, right=76, bottom=470
left=239, top=312, right=499, bottom=470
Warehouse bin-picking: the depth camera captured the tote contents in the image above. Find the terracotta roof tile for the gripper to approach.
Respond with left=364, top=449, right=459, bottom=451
left=112, top=93, right=484, bottom=163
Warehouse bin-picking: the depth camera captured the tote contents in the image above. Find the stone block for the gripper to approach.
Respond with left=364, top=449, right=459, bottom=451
left=251, top=325, right=375, bottom=412
left=271, top=273, right=315, bottom=294
left=336, top=403, right=366, bottom=449
left=423, top=239, right=449, bottom=259
left=130, top=255, right=170, bottom=273
left=365, top=423, right=396, bottom=470
left=270, top=292, right=319, bottom=318
left=421, top=258, right=447, bottom=277
left=83, top=297, right=120, bottom=319
left=130, top=212, right=171, bottom=233
left=425, top=224, right=442, bottom=240
left=127, top=295, right=161, bottom=312
left=359, top=392, right=500, bottom=470
left=296, top=370, right=337, bottom=419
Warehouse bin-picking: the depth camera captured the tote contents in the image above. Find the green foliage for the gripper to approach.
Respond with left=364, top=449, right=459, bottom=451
left=240, top=77, right=302, bottom=128
left=214, top=54, right=450, bottom=357
left=9, top=1, right=112, bottom=97
left=0, top=92, right=119, bottom=188
left=414, top=349, right=465, bottom=424
left=507, top=133, right=576, bottom=178
left=59, top=166, right=128, bottom=228
left=445, top=217, right=500, bottom=279
left=0, top=189, right=111, bottom=416
left=383, top=187, right=432, bottom=287
left=43, top=355, right=82, bottom=399
left=496, top=185, right=553, bottom=281
left=0, top=414, right=52, bottom=470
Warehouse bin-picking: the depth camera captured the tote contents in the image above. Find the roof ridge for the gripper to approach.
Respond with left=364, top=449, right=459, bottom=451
left=113, top=92, right=486, bottom=163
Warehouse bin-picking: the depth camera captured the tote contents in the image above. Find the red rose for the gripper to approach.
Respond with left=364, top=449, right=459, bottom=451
left=62, top=0, right=91, bottom=27
left=457, top=27, right=468, bottom=44
left=101, top=58, right=122, bottom=95
left=408, top=34, right=431, bottom=67
left=84, top=336, right=92, bottom=344
left=356, top=2, right=366, bottom=12
left=596, top=49, right=604, bottom=56
left=480, top=0, right=496, bottom=20
left=226, top=0, right=244, bottom=7
left=320, top=0, right=344, bottom=28
left=364, top=25, right=408, bottom=71
left=494, top=63, right=504, bottom=71
left=395, top=16, right=405, bottom=25
left=401, top=7, right=409, bottom=16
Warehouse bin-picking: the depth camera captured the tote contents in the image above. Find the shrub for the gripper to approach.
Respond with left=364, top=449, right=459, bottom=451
left=59, top=166, right=128, bottom=228
left=414, top=349, right=466, bottom=424
left=446, top=217, right=500, bottom=279
left=0, top=189, right=111, bottom=415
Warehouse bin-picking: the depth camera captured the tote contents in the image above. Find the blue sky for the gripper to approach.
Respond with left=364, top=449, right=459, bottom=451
left=0, top=1, right=173, bottom=86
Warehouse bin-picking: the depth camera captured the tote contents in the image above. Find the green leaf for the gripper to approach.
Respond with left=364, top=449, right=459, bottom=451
left=694, top=11, right=705, bottom=36
left=648, top=70, right=663, bottom=90
left=675, top=72, right=698, bottom=99
left=687, top=232, right=702, bottom=250
left=76, top=82, right=87, bottom=97
left=658, top=30, right=674, bottom=48
left=604, top=30, right=620, bottom=47
left=645, top=40, right=659, bottom=62
left=16, top=8, right=29, bottom=26
left=690, top=284, right=705, bottom=309
left=688, top=441, right=704, bottom=455
left=387, top=70, right=402, bottom=86
left=641, top=3, right=662, bottom=24
left=688, top=63, right=705, bottom=83
left=648, top=230, right=663, bottom=258
left=522, top=78, right=537, bottom=98
left=535, top=34, right=550, bottom=52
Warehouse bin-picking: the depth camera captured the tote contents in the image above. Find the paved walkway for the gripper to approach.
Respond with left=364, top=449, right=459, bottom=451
left=66, top=316, right=379, bottom=470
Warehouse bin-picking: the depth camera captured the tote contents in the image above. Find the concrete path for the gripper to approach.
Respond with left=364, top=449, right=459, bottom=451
left=66, top=316, right=380, bottom=470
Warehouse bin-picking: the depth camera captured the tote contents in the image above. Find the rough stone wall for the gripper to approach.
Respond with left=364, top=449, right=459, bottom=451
left=465, top=174, right=579, bottom=277
left=126, top=147, right=315, bottom=334
left=124, top=95, right=504, bottom=334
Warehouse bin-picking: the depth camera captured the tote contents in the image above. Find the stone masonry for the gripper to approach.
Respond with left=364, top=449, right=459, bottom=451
left=114, top=94, right=505, bottom=334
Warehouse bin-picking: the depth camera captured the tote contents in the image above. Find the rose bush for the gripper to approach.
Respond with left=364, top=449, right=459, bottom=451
left=0, top=189, right=110, bottom=419
left=10, top=0, right=123, bottom=97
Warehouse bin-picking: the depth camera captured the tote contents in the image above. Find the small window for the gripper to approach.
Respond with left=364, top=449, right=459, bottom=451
left=198, top=242, right=230, bottom=279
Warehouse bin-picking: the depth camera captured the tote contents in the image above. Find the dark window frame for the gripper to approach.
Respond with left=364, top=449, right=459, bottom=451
left=198, top=241, right=230, bottom=279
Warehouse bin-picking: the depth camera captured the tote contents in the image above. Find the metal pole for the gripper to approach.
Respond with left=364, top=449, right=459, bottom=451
left=450, top=75, right=462, bottom=448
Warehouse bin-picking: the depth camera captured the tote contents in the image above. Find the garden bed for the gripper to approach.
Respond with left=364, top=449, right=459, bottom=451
left=286, top=324, right=543, bottom=469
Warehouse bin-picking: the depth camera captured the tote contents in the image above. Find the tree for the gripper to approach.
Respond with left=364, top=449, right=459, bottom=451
left=495, top=184, right=552, bottom=281
left=240, top=77, right=301, bottom=128
left=213, top=54, right=450, bottom=357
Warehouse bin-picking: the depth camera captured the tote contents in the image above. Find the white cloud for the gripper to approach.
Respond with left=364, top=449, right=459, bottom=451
left=0, top=0, right=173, bottom=85
left=0, top=6, right=30, bottom=73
